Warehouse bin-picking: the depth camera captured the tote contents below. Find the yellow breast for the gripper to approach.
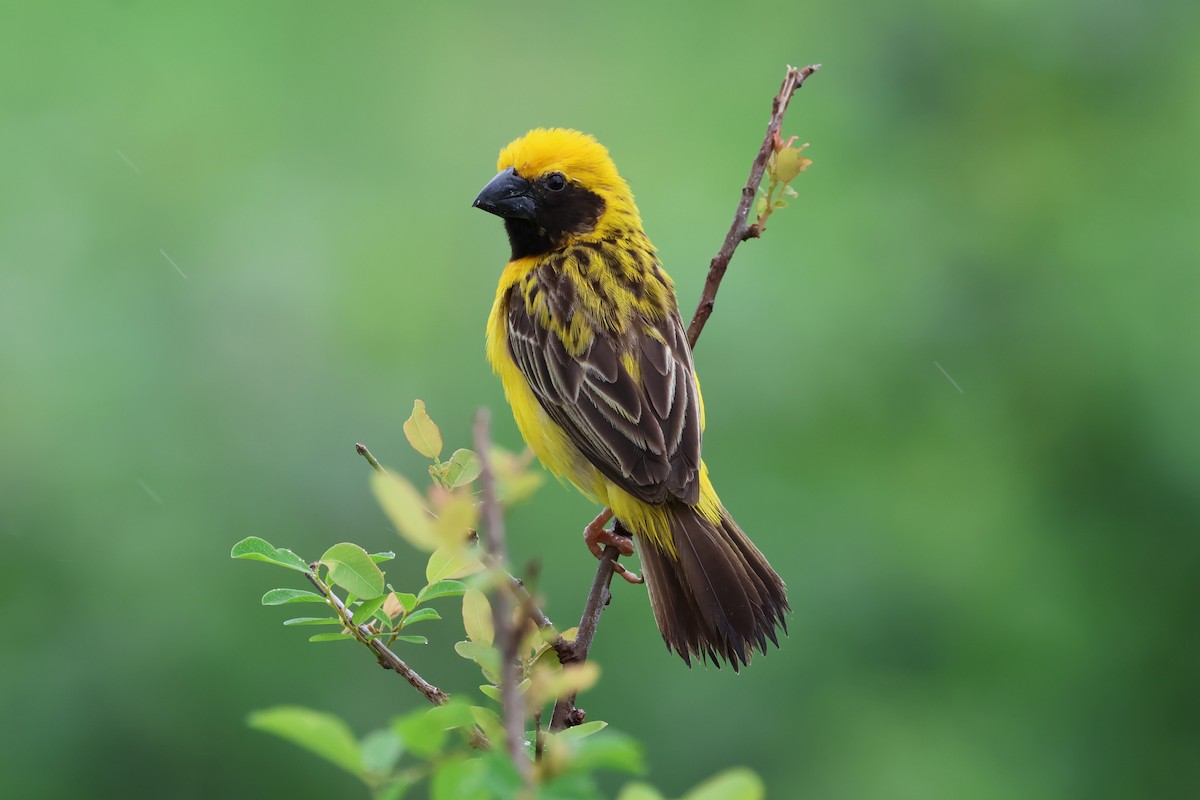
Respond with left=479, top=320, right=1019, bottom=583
left=486, top=258, right=604, bottom=500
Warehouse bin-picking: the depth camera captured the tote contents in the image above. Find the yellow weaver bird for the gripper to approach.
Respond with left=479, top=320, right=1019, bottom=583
left=474, top=129, right=788, bottom=669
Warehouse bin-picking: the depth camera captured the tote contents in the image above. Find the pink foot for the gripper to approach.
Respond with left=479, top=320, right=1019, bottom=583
left=582, top=509, right=644, bottom=585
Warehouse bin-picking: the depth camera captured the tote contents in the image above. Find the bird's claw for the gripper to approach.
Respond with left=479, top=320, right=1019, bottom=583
left=583, top=512, right=632, bottom=557
left=582, top=509, right=643, bottom=583
left=612, top=562, right=644, bottom=584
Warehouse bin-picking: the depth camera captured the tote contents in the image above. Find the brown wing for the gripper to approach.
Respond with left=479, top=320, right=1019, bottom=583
left=506, top=285, right=702, bottom=506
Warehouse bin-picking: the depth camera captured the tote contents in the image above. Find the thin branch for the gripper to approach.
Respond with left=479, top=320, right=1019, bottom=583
left=303, top=570, right=449, bottom=706
left=687, top=63, right=820, bottom=347
left=355, top=442, right=385, bottom=473
left=474, top=410, right=531, bottom=784
left=548, top=63, right=821, bottom=730
left=550, top=543, right=618, bottom=730
left=507, top=567, right=572, bottom=662
left=480, top=552, right=561, bottom=639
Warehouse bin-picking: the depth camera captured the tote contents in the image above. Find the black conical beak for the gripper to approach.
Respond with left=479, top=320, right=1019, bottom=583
left=472, top=167, right=536, bottom=220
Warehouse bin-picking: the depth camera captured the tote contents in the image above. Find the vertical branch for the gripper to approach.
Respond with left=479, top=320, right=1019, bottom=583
left=548, top=62, right=821, bottom=730
left=686, top=63, right=820, bottom=347
left=473, top=410, right=530, bottom=782
left=549, top=546, right=618, bottom=730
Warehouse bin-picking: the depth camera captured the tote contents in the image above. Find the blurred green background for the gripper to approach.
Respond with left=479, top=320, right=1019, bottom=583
left=3, top=1, right=1197, bottom=798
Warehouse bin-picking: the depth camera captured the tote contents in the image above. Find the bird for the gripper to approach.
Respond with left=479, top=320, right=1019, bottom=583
left=473, top=128, right=788, bottom=669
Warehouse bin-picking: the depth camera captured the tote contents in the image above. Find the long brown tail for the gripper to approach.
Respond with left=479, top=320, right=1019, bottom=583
left=630, top=503, right=789, bottom=670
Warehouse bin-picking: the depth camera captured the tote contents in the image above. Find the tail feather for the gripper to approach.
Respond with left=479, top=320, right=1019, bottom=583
left=634, top=503, right=789, bottom=670
left=635, top=528, right=707, bottom=666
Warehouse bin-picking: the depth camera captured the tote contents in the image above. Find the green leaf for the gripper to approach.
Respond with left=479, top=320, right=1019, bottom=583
left=394, top=592, right=418, bottom=614
left=530, top=662, right=600, bottom=707
left=752, top=196, right=768, bottom=221
left=470, top=705, right=505, bottom=743
left=433, top=492, right=478, bottom=548
left=454, top=640, right=500, bottom=683
left=431, top=754, right=521, bottom=800
left=321, top=542, right=385, bottom=600
left=283, top=617, right=343, bottom=626
left=403, top=399, right=443, bottom=459
left=425, top=544, right=484, bottom=584
left=360, top=728, right=403, bottom=776
left=400, top=607, right=441, bottom=626
left=617, top=784, right=666, bottom=800
left=231, top=536, right=312, bottom=573
left=441, top=448, right=482, bottom=488
left=352, top=594, right=388, bottom=626
left=309, top=633, right=357, bottom=643
left=488, top=448, right=545, bottom=505
left=261, top=588, right=327, bottom=605
left=390, top=634, right=428, bottom=645
left=476, top=678, right=528, bottom=706
left=372, top=471, right=439, bottom=551
left=772, top=143, right=812, bottom=183
left=556, top=720, right=608, bottom=742
left=247, top=706, right=361, bottom=777
left=565, top=732, right=645, bottom=776
left=370, top=551, right=396, bottom=563
left=392, top=702, right=473, bottom=760
left=461, top=588, right=494, bottom=645
left=417, top=580, right=468, bottom=603
left=430, top=757, right=487, bottom=800
left=376, top=777, right=417, bottom=800
left=541, top=775, right=606, bottom=800
left=681, top=768, right=765, bottom=800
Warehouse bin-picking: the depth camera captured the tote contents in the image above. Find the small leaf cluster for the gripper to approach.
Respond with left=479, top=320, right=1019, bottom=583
left=233, top=400, right=765, bottom=799
left=750, top=133, right=812, bottom=231
left=245, top=701, right=755, bottom=800
left=231, top=535, right=453, bottom=648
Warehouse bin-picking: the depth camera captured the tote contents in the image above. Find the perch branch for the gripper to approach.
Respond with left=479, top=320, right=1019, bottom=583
left=548, top=62, right=821, bottom=731
left=549, top=543, right=619, bottom=730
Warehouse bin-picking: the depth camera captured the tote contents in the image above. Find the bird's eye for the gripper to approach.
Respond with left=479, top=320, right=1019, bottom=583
left=544, top=172, right=567, bottom=192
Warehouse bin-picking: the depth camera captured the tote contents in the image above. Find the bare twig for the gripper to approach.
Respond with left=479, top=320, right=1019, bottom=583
left=303, top=570, right=448, bottom=706
left=474, top=410, right=531, bottom=784
left=549, top=63, right=821, bottom=730
left=687, top=63, right=820, bottom=347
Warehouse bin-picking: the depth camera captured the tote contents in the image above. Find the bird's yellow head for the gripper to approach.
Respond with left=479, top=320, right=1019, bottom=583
left=473, top=128, right=642, bottom=260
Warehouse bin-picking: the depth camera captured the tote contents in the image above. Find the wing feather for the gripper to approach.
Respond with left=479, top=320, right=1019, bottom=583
left=505, top=276, right=701, bottom=505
